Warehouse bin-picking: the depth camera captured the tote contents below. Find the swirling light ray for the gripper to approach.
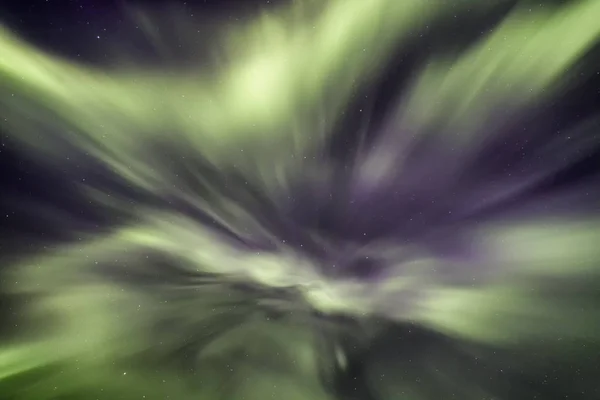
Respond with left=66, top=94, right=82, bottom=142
left=1, top=0, right=599, bottom=399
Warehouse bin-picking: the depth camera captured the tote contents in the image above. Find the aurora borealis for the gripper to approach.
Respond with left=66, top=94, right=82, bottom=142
left=1, top=0, right=600, bottom=398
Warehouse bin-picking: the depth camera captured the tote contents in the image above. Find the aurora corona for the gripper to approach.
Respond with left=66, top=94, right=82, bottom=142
left=1, top=0, right=600, bottom=399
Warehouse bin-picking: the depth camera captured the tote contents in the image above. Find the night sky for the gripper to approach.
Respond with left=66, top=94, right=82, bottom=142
left=1, top=1, right=600, bottom=399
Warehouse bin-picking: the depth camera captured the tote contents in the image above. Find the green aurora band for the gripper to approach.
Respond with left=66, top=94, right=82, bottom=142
left=1, top=0, right=600, bottom=399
